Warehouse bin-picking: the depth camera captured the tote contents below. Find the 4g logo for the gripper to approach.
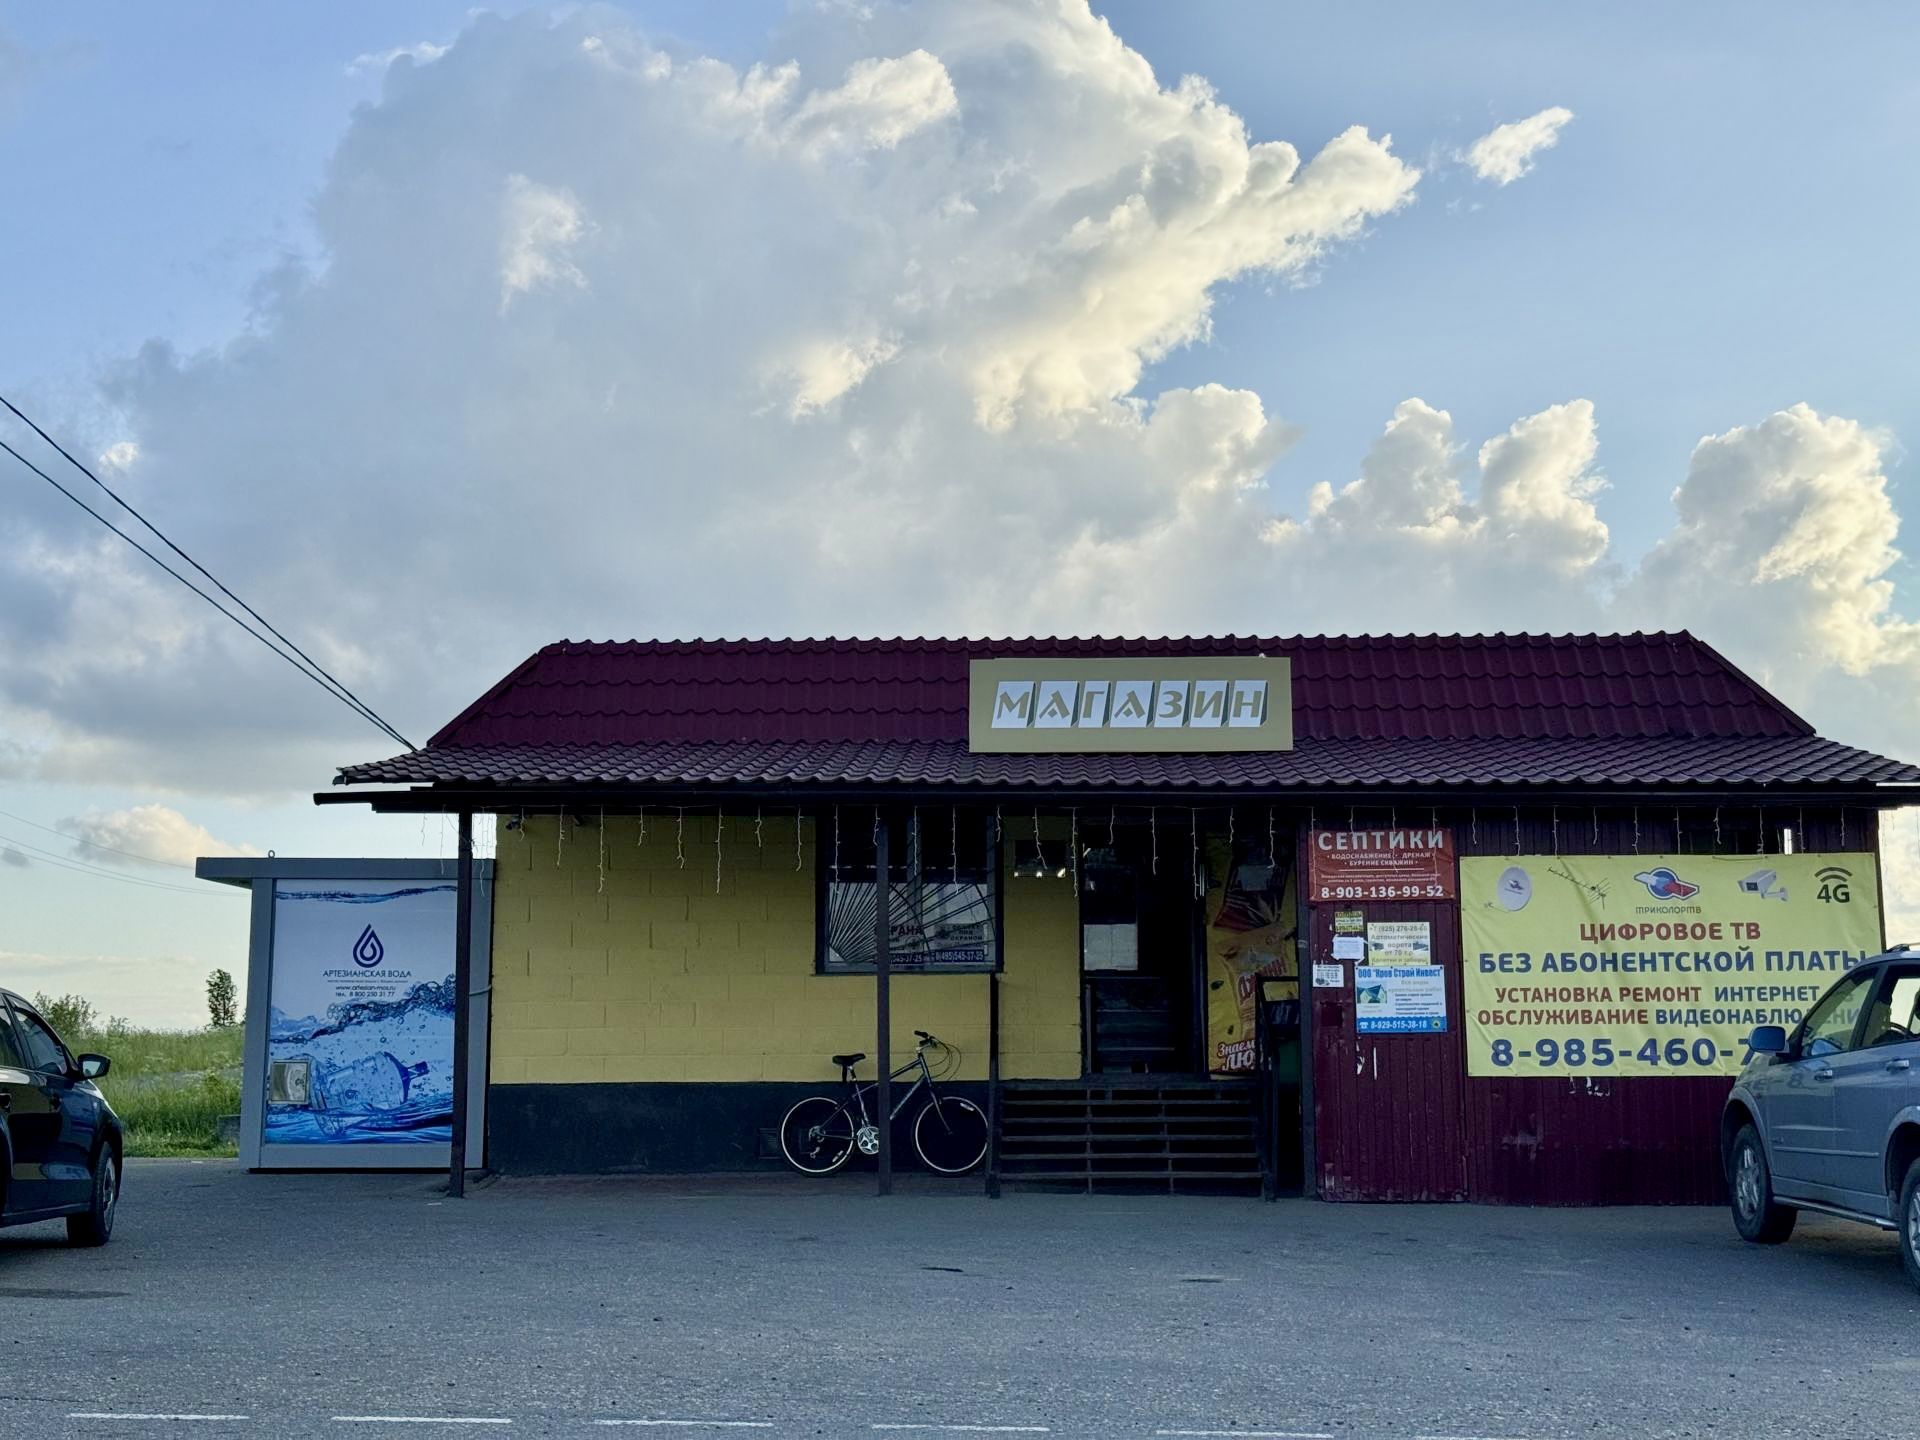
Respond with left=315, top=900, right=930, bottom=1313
left=1815, top=865, right=1853, bottom=904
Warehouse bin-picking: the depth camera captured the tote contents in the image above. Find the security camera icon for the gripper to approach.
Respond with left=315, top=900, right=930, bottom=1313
left=1739, top=868, right=1787, bottom=902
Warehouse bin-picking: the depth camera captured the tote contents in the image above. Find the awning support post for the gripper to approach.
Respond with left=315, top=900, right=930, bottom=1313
left=450, top=808, right=474, bottom=1198
left=874, top=810, right=892, bottom=1196
left=986, top=969, right=1001, bottom=1198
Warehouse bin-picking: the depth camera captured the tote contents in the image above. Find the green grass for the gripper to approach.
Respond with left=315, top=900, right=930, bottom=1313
left=73, top=1024, right=245, bottom=1158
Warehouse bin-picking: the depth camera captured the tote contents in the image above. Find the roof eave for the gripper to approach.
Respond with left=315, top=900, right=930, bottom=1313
left=318, top=777, right=1920, bottom=814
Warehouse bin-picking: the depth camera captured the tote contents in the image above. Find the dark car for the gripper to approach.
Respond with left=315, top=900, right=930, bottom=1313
left=0, top=989, right=123, bottom=1245
left=1721, top=947, right=1920, bottom=1288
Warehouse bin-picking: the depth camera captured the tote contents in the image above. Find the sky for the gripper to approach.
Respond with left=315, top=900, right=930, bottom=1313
left=2, top=1, right=1919, bottom=1025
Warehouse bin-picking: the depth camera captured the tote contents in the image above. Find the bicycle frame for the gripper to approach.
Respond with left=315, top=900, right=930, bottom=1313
left=840, top=1047, right=940, bottom=1129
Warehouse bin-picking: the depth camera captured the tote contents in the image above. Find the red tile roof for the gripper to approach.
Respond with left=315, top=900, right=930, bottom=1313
left=334, top=633, right=1920, bottom=793
left=340, top=733, right=1919, bottom=791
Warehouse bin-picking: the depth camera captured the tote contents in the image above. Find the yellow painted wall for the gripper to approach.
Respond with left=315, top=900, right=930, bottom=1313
left=489, top=814, right=1082, bottom=1084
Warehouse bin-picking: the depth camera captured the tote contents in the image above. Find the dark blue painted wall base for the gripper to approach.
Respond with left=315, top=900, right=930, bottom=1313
left=486, top=1081, right=989, bottom=1174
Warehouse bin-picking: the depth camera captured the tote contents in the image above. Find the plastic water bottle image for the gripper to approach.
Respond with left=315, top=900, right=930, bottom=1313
left=311, top=1051, right=430, bottom=1136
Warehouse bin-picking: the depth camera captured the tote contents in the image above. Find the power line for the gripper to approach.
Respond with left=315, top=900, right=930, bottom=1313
left=0, top=807, right=195, bottom=871
left=0, top=430, right=414, bottom=751
left=1, top=393, right=414, bottom=749
left=0, top=831, right=231, bottom=898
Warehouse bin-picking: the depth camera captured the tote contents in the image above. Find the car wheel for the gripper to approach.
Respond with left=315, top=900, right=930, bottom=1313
left=1900, top=1158, right=1920, bottom=1292
left=1730, top=1124, right=1795, bottom=1244
left=66, top=1148, right=118, bottom=1247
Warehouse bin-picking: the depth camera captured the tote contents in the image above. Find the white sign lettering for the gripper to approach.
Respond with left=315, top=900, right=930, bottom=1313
left=970, top=658, right=1292, bottom=753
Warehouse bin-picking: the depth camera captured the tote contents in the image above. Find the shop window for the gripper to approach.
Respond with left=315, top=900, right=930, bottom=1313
left=818, top=812, right=1000, bottom=974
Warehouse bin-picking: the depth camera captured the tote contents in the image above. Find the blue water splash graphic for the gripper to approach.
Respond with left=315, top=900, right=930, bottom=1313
left=279, top=885, right=457, bottom=903
left=267, top=976, right=455, bottom=1145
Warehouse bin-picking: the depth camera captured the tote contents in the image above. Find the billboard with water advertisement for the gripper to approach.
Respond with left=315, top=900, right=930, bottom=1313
left=267, top=880, right=460, bottom=1145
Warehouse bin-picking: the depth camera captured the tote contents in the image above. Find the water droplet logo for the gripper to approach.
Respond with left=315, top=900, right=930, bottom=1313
left=352, top=924, right=385, bottom=968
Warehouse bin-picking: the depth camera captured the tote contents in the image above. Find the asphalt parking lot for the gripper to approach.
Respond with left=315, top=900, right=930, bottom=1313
left=1, top=1161, right=1915, bottom=1440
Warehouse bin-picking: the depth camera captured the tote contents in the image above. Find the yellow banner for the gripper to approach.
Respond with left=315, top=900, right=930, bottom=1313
left=1462, top=852, right=1882, bottom=1077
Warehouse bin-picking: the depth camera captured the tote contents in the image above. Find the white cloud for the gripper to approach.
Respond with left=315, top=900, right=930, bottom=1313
left=346, top=41, right=450, bottom=78
left=498, top=174, right=591, bottom=311
left=59, top=804, right=259, bottom=869
left=1882, top=810, right=1920, bottom=944
left=777, top=331, right=903, bottom=417
left=785, top=49, right=959, bottom=155
left=1466, top=106, right=1574, bottom=185
left=0, top=0, right=1916, bottom=923
left=98, top=440, right=139, bottom=471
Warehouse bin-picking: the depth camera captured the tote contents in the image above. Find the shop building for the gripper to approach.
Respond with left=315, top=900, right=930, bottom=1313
left=321, top=633, right=1920, bottom=1203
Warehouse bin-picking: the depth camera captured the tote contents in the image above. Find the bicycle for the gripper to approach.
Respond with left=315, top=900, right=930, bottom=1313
left=778, top=1031, right=990, bottom=1176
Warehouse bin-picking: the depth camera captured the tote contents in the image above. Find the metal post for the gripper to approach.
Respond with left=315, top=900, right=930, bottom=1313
left=986, top=970, right=1001, bottom=1198
left=450, top=809, right=475, bottom=1198
left=874, top=812, right=892, bottom=1196
left=1294, top=821, right=1317, bottom=1200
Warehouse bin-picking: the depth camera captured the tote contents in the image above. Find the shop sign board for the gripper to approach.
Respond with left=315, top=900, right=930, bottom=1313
left=1461, top=852, right=1884, bottom=1077
left=1309, top=828, right=1456, bottom=902
left=969, top=657, right=1291, bottom=753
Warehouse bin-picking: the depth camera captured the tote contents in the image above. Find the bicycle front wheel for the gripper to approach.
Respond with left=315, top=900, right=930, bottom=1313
left=779, top=1095, right=856, bottom=1175
left=912, top=1095, right=988, bottom=1174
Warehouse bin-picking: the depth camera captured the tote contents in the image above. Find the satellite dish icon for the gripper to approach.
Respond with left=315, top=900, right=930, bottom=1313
left=1496, top=866, right=1533, bottom=911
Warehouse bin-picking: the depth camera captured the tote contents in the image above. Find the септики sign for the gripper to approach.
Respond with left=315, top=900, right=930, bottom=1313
left=1308, top=828, right=1456, bottom=902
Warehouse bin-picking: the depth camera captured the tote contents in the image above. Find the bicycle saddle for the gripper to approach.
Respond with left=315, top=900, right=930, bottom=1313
left=831, top=1052, right=866, bottom=1068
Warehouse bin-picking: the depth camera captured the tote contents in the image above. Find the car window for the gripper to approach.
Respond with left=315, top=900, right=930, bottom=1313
left=1858, top=966, right=1920, bottom=1049
left=10, top=1004, right=73, bottom=1075
left=0, top=1006, right=22, bottom=1068
left=1798, top=969, right=1876, bottom=1058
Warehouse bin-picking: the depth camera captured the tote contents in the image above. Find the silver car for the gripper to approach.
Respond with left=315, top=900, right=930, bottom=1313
left=1722, top=947, right=1920, bottom=1288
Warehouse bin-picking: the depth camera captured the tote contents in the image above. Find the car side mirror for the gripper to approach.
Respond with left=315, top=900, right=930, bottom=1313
left=77, top=1053, right=110, bottom=1080
left=1745, top=1025, right=1788, bottom=1059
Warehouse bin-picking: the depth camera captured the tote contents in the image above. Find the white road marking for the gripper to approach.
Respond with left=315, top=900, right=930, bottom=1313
left=1154, top=1432, right=1334, bottom=1438
left=591, top=1425, right=775, bottom=1431
left=870, top=1428, right=1051, bottom=1434
left=66, top=1416, right=250, bottom=1424
left=331, top=1419, right=513, bottom=1426
left=1413, top=1434, right=1542, bottom=1440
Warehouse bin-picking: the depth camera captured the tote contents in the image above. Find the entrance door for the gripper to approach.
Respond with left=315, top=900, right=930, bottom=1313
left=1078, top=825, right=1198, bottom=1074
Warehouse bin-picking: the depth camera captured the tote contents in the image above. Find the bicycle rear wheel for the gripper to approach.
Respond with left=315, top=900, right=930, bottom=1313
left=912, top=1094, right=988, bottom=1174
left=779, top=1095, right=857, bottom=1175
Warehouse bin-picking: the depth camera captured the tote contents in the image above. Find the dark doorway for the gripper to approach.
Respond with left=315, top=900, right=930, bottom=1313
left=1078, top=819, right=1201, bottom=1074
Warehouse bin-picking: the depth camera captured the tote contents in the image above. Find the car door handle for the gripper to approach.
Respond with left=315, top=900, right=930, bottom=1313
left=0, top=1091, right=9, bottom=1110
left=1814, top=1067, right=1835, bottom=1081
left=1888, top=1059, right=1912, bottom=1073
